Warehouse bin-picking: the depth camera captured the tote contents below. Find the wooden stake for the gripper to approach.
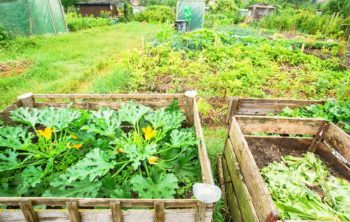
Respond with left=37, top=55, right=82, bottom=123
left=20, top=201, right=38, bottom=222
left=67, top=201, right=81, bottom=222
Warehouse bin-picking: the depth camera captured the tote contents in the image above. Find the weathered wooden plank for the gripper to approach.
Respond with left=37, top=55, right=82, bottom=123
left=245, top=136, right=312, bottom=150
left=224, top=140, right=259, bottom=222
left=154, top=201, right=165, bottom=222
left=0, top=198, right=212, bottom=208
left=195, top=202, right=206, bottom=222
left=34, top=101, right=184, bottom=110
left=0, top=209, right=214, bottom=222
left=19, top=201, right=38, bottom=222
left=235, top=116, right=323, bottom=135
left=67, top=201, right=80, bottom=222
left=18, top=93, right=34, bottom=108
left=111, top=201, right=123, bottom=222
left=222, top=157, right=243, bottom=222
left=192, top=95, right=214, bottom=185
left=217, top=156, right=226, bottom=204
left=231, top=98, right=325, bottom=116
left=324, top=123, right=350, bottom=161
left=229, top=117, right=279, bottom=222
left=33, top=94, right=185, bottom=99
left=316, top=143, right=350, bottom=180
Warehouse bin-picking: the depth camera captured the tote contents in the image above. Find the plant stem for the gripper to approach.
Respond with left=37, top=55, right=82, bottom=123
left=143, top=160, right=150, bottom=178
left=112, top=162, right=129, bottom=178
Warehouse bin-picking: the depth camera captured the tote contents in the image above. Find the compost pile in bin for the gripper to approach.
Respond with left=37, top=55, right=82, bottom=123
left=261, top=152, right=350, bottom=221
left=0, top=101, right=200, bottom=199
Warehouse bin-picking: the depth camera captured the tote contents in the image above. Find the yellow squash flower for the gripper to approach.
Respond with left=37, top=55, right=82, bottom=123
left=142, top=126, right=156, bottom=141
left=71, top=134, right=78, bottom=140
left=148, top=156, right=159, bottom=165
left=73, top=144, right=83, bottom=149
left=37, top=127, right=53, bottom=140
left=118, top=148, right=125, bottom=153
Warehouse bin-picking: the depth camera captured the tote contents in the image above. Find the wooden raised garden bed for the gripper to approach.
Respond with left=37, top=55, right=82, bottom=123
left=226, top=97, right=325, bottom=124
left=0, top=92, right=214, bottom=222
left=222, top=115, right=350, bottom=222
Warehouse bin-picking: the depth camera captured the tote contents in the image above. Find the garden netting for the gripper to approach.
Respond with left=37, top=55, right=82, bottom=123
left=176, top=0, right=205, bottom=31
left=0, top=0, right=67, bottom=36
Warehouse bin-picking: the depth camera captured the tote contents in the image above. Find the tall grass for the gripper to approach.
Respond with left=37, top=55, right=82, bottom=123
left=0, top=22, right=165, bottom=108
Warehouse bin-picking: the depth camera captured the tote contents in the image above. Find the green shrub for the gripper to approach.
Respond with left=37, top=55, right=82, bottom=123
left=135, top=5, right=175, bottom=23
left=257, top=8, right=345, bottom=39
left=65, top=13, right=112, bottom=31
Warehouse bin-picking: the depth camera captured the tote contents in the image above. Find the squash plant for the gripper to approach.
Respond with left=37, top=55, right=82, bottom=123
left=0, top=100, right=200, bottom=199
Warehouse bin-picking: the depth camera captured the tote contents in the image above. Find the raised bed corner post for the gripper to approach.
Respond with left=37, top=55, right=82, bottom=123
left=18, top=93, right=34, bottom=108
left=185, top=90, right=196, bottom=125
left=226, top=97, right=240, bottom=125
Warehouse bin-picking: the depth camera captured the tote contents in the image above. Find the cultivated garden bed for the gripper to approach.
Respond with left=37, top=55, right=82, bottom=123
left=222, top=115, right=350, bottom=222
left=0, top=92, right=214, bottom=222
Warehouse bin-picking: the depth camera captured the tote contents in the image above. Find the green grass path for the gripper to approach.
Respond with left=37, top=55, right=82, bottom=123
left=0, top=22, right=165, bottom=108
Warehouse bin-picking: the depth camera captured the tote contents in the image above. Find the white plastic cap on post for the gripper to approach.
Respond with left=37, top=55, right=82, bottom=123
left=193, top=183, right=222, bottom=204
left=185, top=90, right=197, bottom=98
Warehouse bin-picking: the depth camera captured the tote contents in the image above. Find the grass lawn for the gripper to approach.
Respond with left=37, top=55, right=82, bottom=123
left=0, top=22, right=166, bottom=109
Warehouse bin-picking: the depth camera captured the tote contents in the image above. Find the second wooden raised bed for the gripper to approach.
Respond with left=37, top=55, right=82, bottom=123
left=222, top=115, right=350, bottom=222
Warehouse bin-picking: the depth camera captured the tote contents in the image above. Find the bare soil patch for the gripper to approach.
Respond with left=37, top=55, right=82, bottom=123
left=0, top=60, right=31, bottom=77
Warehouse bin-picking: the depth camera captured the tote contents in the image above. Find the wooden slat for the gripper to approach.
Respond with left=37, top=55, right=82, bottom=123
left=0, top=209, right=214, bottom=222
left=111, top=201, right=123, bottom=222
left=154, top=201, right=165, bottom=222
left=317, top=143, right=350, bottom=180
left=235, top=115, right=324, bottom=135
left=0, top=198, right=212, bottom=208
left=217, top=156, right=226, bottom=204
left=34, top=100, right=184, bottom=110
left=324, top=123, right=350, bottom=161
left=195, top=202, right=206, bottom=222
left=18, top=93, right=34, bottom=108
left=245, top=136, right=313, bottom=149
left=193, top=98, right=214, bottom=185
left=234, top=98, right=324, bottom=116
left=222, top=158, right=243, bottom=222
left=67, top=201, right=81, bottom=222
left=33, top=94, right=185, bottom=99
left=229, top=117, right=279, bottom=222
left=224, top=140, right=259, bottom=222
left=19, top=201, right=38, bottom=222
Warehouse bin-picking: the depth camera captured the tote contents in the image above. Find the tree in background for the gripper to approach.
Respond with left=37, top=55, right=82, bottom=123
left=323, top=0, right=350, bottom=18
left=61, top=0, right=78, bottom=12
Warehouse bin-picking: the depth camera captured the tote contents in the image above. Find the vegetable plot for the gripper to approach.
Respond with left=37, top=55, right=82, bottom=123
left=0, top=101, right=200, bottom=199
left=262, top=152, right=350, bottom=221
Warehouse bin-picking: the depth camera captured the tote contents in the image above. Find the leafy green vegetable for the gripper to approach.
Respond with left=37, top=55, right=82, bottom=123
left=81, top=108, right=122, bottom=138
left=1, top=101, right=199, bottom=199
left=57, top=148, right=115, bottom=183
left=131, top=172, right=179, bottom=198
left=262, top=152, right=350, bottom=221
left=279, top=100, right=350, bottom=132
left=44, top=178, right=102, bottom=198
left=0, top=126, right=33, bottom=150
